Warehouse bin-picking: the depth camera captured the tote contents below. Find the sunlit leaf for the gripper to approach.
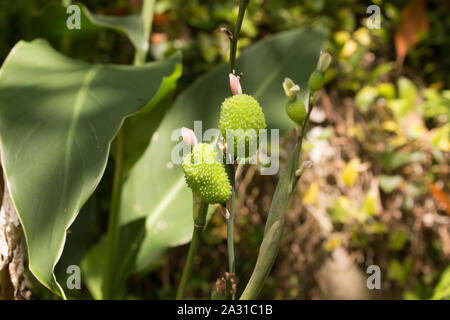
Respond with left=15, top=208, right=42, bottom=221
left=432, top=266, right=450, bottom=300
left=341, top=158, right=360, bottom=187
left=355, top=86, right=378, bottom=112
left=82, top=4, right=149, bottom=63
left=0, top=39, right=180, bottom=297
left=302, top=183, right=319, bottom=204
left=379, top=175, right=403, bottom=193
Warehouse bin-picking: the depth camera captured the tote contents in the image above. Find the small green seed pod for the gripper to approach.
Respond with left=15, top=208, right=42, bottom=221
left=285, top=99, right=306, bottom=126
left=219, top=94, right=267, bottom=159
left=182, top=143, right=231, bottom=204
left=308, top=70, right=325, bottom=92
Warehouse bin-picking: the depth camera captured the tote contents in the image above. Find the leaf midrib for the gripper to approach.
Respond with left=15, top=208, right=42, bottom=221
left=57, top=65, right=100, bottom=217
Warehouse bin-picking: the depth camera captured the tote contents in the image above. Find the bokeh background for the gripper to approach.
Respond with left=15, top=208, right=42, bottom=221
left=1, top=0, right=449, bottom=299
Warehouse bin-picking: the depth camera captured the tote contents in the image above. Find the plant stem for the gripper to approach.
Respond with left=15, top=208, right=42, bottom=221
left=223, top=0, right=249, bottom=300
left=240, top=93, right=316, bottom=300
left=103, top=0, right=155, bottom=299
left=229, top=0, right=250, bottom=74
left=176, top=195, right=209, bottom=300
left=134, top=0, right=155, bottom=65
left=290, top=95, right=316, bottom=192
left=226, top=163, right=236, bottom=299
left=103, top=128, right=124, bottom=299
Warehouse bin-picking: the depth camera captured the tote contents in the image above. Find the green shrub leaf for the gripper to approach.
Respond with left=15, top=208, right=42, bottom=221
left=0, top=39, right=180, bottom=297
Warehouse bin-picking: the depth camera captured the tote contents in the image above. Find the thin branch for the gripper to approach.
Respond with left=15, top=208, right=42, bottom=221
left=225, top=0, right=250, bottom=300
left=229, top=0, right=250, bottom=74
left=176, top=196, right=209, bottom=299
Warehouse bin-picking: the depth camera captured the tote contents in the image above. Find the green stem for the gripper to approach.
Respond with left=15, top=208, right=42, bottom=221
left=103, top=129, right=124, bottom=299
left=226, top=163, right=236, bottom=299
left=229, top=0, right=250, bottom=74
left=103, top=0, right=155, bottom=299
left=134, top=0, right=155, bottom=65
left=290, top=94, right=316, bottom=193
left=240, top=93, right=316, bottom=300
left=176, top=196, right=209, bottom=300
left=222, top=0, right=249, bottom=300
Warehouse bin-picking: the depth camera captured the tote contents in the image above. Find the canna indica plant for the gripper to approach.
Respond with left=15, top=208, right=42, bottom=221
left=0, top=0, right=326, bottom=300
left=177, top=70, right=268, bottom=299
left=175, top=0, right=331, bottom=300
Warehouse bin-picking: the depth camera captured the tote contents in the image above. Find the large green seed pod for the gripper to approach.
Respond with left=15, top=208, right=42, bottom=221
left=219, top=94, right=267, bottom=159
left=182, top=143, right=232, bottom=204
left=285, top=99, right=306, bottom=126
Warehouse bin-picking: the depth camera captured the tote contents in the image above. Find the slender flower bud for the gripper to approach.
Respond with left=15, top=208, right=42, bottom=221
left=181, top=127, right=198, bottom=147
left=295, top=160, right=313, bottom=177
left=317, top=51, right=332, bottom=72
left=282, top=77, right=300, bottom=102
left=229, top=73, right=242, bottom=95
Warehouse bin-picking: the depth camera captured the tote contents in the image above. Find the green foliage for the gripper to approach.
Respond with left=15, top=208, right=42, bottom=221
left=327, top=197, right=352, bottom=224
left=388, top=229, right=409, bottom=251
left=82, top=4, right=150, bottom=63
left=422, top=88, right=450, bottom=121
left=379, top=175, right=403, bottom=194
left=0, top=39, right=180, bottom=297
left=355, top=86, right=378, bottom=112
left=116, top=27, right=325, bottom=291
left=388, top=258, right=413, bottom=284
left=341, top=158, right=360, bottom=187
left=1, top=0, right=448, bottom=301
left=432, top=266, right=450, bottom=300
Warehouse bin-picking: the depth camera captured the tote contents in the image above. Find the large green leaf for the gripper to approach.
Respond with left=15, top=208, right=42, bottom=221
left=0, top=39, right=180, bottom=297
left=122, top=27, right=325, bottom=273
left=32, top=2, right=181, bottom=171
left=82, top=7, right=144, bottom=50
left=82, top=2, right=153, bottom=64
left=121, top=63, right=182, bottom=171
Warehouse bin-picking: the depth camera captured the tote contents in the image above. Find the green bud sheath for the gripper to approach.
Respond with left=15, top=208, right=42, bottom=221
left=308, top=70, right=324, bottom=92
left=182, top=143, right=232, bottom=204
left=219, top=94, right=267, bottom=159
left=286, top=99, right=306, bottom=126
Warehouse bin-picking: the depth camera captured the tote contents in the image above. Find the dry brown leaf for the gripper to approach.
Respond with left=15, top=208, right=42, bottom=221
left=429, top=183, right=450, bottom=216
left=394, top=0, right=429, bottom=69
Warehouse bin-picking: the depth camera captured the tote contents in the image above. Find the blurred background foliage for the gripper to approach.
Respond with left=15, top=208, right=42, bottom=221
left=0, top=0, right=449, bottom=300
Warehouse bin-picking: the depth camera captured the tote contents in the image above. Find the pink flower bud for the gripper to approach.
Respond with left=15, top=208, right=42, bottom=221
left=181, top=127, right=197, bottom=147
left=229, top=73, right=242, bottom=95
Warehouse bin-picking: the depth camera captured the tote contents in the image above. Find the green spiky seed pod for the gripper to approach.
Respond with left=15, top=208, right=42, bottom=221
left=286, top=99, right=306, bottom=126
left=219, top=94, right=267, bottom=159
left=308, top=70, right=324, bottom=92
left=182, top=143, right=232, bottom=204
